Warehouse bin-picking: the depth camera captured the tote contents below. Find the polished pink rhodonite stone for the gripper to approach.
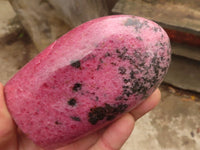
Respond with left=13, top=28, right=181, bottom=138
left=4, top=15, right=171, bottom=149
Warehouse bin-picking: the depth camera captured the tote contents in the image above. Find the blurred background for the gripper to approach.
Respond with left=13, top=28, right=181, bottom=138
left=0, top=0, right=199, bottom=149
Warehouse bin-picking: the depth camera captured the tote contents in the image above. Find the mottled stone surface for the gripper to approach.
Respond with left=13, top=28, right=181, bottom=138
left=4, top=15, right=171, bottom=149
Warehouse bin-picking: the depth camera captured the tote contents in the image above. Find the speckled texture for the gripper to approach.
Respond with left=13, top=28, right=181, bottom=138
left=4, top=15, right=171, bottom=149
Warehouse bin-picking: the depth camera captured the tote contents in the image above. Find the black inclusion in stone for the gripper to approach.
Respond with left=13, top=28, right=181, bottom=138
left=116, top=103, right=128, bottom=113
left=115, top=96, right=123, bottom=101
left=71, top=60, right=81, bottom=68
left=88, top=103, right=128, bottom=125
left=68, top=98, right=76, bottom=106
left=104, top=52, right=111, bottom=57
left=136, top=36, right=142, bottom=41
left=71, top=116, right=81, bottom=121
left=88, top=107, right=106, bottom=125
left=125, top=18, right=135, bottom=26
left=73, top=83, right=82, bottom=92
left=123, top=78, right=131, bottom=84
left=95, top=96, right=99, bottom=101
left=130, top=70, right=135, bottom=79
left=118, top=67, right=126, bottom=75
left=55, top=120, right=62, bottom=125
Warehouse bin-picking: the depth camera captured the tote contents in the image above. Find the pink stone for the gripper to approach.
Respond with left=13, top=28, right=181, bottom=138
left=4, top=15, right=171, bottom=149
